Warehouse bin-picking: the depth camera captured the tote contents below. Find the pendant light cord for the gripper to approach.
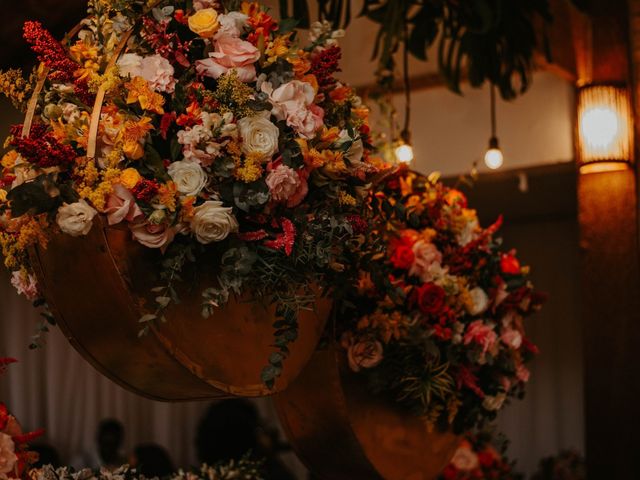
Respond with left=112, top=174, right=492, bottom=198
left=490, top=84, right=497, bottom=139
left=401, top=20, right=411, bottom=144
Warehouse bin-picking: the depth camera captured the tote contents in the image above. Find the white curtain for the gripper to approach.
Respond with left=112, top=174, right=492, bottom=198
left=0, top=269, right=305, bottom=477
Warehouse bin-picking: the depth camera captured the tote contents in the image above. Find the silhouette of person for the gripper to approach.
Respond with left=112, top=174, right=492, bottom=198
left=195, top=400, right=295, bottom=480
left=130, top=443, right=175, bottom=478
left=71, top=418, right=127, bottom=471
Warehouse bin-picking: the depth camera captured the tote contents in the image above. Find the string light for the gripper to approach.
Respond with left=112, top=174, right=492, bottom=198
left=484, top=85, right=504, bottom=170
left=393, top=20, right=414, bottom=165
left=394, top=130, right=414, bottom=164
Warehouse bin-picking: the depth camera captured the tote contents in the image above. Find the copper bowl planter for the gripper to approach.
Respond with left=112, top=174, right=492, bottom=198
left=275, top=347, right=460, bottom=480
left=29, top=217, right=331, bottom=401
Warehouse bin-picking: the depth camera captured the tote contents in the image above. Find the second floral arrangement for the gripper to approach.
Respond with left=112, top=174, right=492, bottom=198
left=340, top=168, right=543, bottom=432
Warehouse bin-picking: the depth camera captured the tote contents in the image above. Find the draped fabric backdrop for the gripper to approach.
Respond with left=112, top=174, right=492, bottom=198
left=0, top=268, right=305, bottom=476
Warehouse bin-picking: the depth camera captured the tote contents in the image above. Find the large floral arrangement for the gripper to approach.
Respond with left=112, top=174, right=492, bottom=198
left=438, top=430, right=522, bottom=480
left=0, top=358, right=43, bottom=480
left=0, top=0, right=379, bottom=382
left=339, top=168, right=543, bottom=432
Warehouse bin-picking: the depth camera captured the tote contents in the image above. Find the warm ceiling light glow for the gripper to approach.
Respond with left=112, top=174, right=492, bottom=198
left=484, top=148, right=504, bottom=170
left=395, top=143, right=414, bottom=164
left=577, top=84, right=633, bottom=172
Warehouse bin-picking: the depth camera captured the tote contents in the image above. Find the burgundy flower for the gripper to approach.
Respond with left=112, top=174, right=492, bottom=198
left=411, top=282, right=446, bottom=316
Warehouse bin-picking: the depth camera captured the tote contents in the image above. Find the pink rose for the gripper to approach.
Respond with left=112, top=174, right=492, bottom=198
left=500, top=328, right=523, bottom=349
left=347, top=339, right=384, bottom=372
left=10, top=270, right=38, bottom=301
left=463, top=320, right=498, bottom=355
left=130, top=222, right=176, bottom=251
left=516, top=364, right=530, bottom=383
left=408, top=240, right=442, bottom=281
left=262, top=80, right=324, bottom=138
left=266, top=165, right=300, bottom=203
left=0, top=432, right=17, bottom=476
left=105, top=184, right=143, bottom=226
left=286, top=168, right=309, bottom=207
left=196, top=35, right=260, bottom=82
left=286, top=104, right=324, bottom=139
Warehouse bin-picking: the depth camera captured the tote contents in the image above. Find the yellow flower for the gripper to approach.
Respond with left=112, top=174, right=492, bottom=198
left=0, top=189, right=6, bottom=202
left=1, top=150, right=19, bottom=169
left=338, top=191, right=357, bottom=206
left=266, top=35, right=291, bottom=63
left=120, top=168, right=141, bottom=189
left=188, top=8, right=220, bottom=38
left=125, top=77, right=165, bottom=114
left=158, top=181, right=177, bottom=212
left=121, top=117, right=154, bottom=160
left=234, top=152, right=263, bottom=183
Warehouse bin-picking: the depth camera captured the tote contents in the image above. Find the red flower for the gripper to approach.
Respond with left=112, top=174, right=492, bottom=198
left=132, top=179, right=160, bottom=202
left=412, top=282, right=446, bottom=315
left=389, top=232, right=416, bottom=270
left=390, top=243, right=414, bottom=270
left=23, top=21, right=79, bottom=81
left=500, top=251, right=521, bottom=275
left=478, top=450, right=497, bottom=468
left=441, top=465, right=459, bottom=480
left=456, top=365, right=485, bottom=398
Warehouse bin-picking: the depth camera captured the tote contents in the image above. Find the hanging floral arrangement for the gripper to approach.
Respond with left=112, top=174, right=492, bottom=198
left=0, top=358, right=44, bottom=480
left=339, top=168, right=543, bottom=432
left=438, top=429, right=523, bottom=480
left=0, top=0, right=381, bottom=385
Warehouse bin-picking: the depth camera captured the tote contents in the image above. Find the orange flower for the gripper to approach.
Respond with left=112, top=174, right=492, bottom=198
left=125, top=77, right=165, bottom=114
left=289, top=51, right=311, bottom=77
left=158, top=181, right=178, bottom=212
left=120, top=168, right=141, bottom=189
left=329, top=85, right=351, bottom=103
left=319, top=127, right=340, bottom=144
left=121, top=117, right=154, bottom=160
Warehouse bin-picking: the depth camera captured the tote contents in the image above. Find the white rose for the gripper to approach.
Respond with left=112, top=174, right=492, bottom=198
left=450, top=444, right=479, bottom=472
left=117, top=53, right=144, bottom=78
left=56, top=200, right=97, bottom=237
left=482, top=392, right=507, bottom=411
left=238, top=114, right=279, bottom=160
left=168, top=161, right=208, bottom=197
left=216, top=12, right=249, bottom=38
left=190, top=201, right=238, bottom=244
left=0, top=433, right=17, bottom=475
left=467, top=287, right=489, bottom=316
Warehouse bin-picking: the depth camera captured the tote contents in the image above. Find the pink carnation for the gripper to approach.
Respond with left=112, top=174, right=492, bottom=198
left=516, top=364, right=530, bottom=383
left=196, top=35, right=259, bottom=82
left=266, top=165, right=300, bottom=203
left=500, top=328, right=523, bottom=349
left=105, top=184, right=143, bottom=226
left=10, top=270, right=38, bottom=301
left=463, top=320, right=498, bottom=355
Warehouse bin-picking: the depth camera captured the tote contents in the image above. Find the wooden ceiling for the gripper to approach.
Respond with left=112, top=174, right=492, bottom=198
left=1, top=0, right=85, bottom=69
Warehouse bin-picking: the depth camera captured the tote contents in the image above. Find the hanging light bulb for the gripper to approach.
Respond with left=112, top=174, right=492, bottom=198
left=484, top=136, right=504, bottom=170
left=484, top=85, right=504, bottom=170
left=395, top=130, right=414, bottom=164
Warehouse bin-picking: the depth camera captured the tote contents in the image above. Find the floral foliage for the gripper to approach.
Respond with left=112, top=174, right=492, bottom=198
left=531, top=450, right=586, bottom=480
left=0, top=0, right=381, bottom=385
left=31, top=460, right=264, bottom=480
left=439, top=429, right=522, bottom=480
left=0, top=359, right=44, bottom=480
left=339, top=168, right=543, bottom=432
